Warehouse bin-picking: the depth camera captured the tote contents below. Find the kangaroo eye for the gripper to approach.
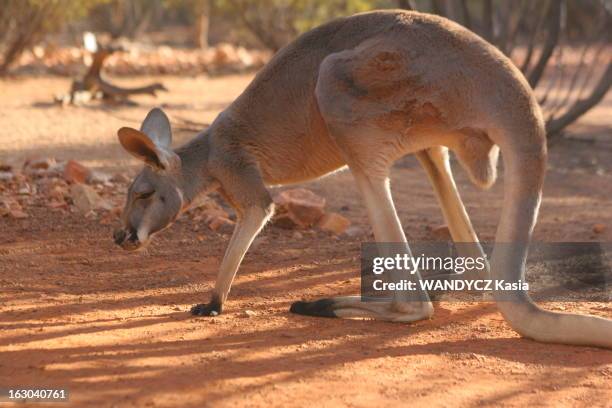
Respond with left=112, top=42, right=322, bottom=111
left=136, top=190, right=154, bottom=200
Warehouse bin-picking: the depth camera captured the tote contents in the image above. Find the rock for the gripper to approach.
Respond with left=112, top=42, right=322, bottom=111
left=70, top=90, right=93, bottom=105
left=48, top=185, right=68, bottom=201
left=241, top=310, right=257, bottom=318
left=23, top=158, right=62, bottom=177
left=201, top=204, right=229, bottom=220
left=70, top=184, right=111, bottom=213
left=236, top=47, right=255, bottom=68
left=292, top=231, right=303, bottom=240
left=18, top=184, right=35, bottom=195
left=593, top=223, right=606, bottom=234
left=273, top=188, right=326, bottom=228
left=272, top=212, right=300, bottom=229
left=344, top=225, right=365, bottom=238
left=317, top=212, right=351, bottom=235
left=47, top=200, right=68, bottom=210
left=88, top=170, right=112, bottom=184
left=1, top=198, right=23, bottom=217
left=110, top=173, right=130, bottom=183
left=0, top=202, right=9, bottom=217
left=63, top=160, right=91, bottom=184
left=0, top=171, right=14, bottom=181
left=430, top=224, right=452, bottom=241
left=9, top=209, right=29, bottom=219
left=189, top=195, right=229, bottom=219
left=207, top=215, right=235, bottom=234
left=24, top=157, right=56, bottom=171
left=211, top=43, right=238, bottom=66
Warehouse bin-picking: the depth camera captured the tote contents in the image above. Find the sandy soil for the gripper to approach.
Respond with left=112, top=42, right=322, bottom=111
left=0, top=75, right=611, bottom=407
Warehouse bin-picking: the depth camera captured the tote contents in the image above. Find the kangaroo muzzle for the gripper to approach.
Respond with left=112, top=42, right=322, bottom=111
left=113, top=227, right=140, bottom=250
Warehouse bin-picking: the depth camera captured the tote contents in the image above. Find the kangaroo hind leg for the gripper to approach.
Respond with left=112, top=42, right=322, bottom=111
left=416, top=146, right=489, bottom=280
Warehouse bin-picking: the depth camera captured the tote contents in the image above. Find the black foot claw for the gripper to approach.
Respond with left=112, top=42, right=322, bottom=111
left=290, top=299, right=337, bottom=318
left=191, top=301, right=222, bottom=316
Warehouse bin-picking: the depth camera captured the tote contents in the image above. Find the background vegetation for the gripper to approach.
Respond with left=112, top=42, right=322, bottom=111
left=0, top=0, right=610, bottom=141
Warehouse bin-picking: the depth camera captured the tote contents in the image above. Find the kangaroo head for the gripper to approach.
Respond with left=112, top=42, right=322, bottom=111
left=113, top=108, right=184, bottom=251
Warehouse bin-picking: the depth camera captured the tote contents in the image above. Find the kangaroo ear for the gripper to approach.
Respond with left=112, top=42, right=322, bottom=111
left=117, top=127, right=179, bottom=170
left=140, top=107, right=172, bottom=149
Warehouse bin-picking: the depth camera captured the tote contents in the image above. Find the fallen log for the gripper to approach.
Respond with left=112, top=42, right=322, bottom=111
left=57, top=33, right=167, bottom=105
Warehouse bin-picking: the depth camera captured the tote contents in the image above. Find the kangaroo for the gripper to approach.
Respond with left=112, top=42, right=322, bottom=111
left=113, top=10, right=612, bottom=348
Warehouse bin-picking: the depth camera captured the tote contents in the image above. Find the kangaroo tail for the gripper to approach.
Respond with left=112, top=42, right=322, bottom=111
left=490, top=119, right=612, bottom=348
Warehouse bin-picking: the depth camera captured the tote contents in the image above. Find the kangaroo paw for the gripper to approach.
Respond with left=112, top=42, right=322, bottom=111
left=290, top=299, right=337, bottom=318
left=191, top=301, right=222, bottom=316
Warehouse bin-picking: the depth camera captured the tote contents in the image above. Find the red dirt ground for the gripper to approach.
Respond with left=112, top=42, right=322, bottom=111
left=0, top=75, right=611, bottom=407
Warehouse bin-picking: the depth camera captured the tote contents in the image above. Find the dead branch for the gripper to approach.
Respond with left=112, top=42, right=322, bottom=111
left=527, top=0, right=562, bottom=88
left=59, top=40, right=166, bottom=105
left=397, top=0, right=416, bottom=10
left=228, top=0, right=287, bottom=52
left=519, top=2, right=548, bottom=74
left=504, top=0, right=531, bottom=57
left=481, top=0, right=494, bottom=43
left=459, top=0, right=472, bottom=31
left=546, top=62, right=611, bottom=138
left=538, top=43, right=565, bottom=107
left=0, top=2, right=57, bottom=76
left=546, top=14, right=608, bottom=118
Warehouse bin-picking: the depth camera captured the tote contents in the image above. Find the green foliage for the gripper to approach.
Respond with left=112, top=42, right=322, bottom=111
left=0, top=0, right=109, bottom=74
left=211, top=0, right=398, bottom=50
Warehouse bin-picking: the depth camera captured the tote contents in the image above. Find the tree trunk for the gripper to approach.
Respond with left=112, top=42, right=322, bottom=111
left=195, top=0, right=211, bottom=49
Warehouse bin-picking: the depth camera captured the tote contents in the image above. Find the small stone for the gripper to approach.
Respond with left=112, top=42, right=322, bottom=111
left=0, top=171, right=14, bottom=181
left=292, top=231, right=303, bottom=240
left=63, top=160, right=91, bottom=184
left=48, top=185, right=68, bottom=201
left=208, top=215, right=235, bottom=234
left=344, top=225, right=365, bottom=238
left=87, top=170, right=112, bottom=184
left=273, top=188, right=326, bottom=228
left=430, top=224, right=452, bottom=241
left=24, top=157, right=56, bottom=171
left=273, top=212, right=300, bottom=229
left=111, top=173, right=130, bottom=183
left=201, top=204, right=229, bottom=220
left=593, top=223, right=606, bottom=234
left=70, top=184, right=112, bottom=213
left=242, top=310, right=256, bottom=318
left=18, top=185, right=33, bottom=195
left=317, top=212, right=351, bottom=235
left=71, top=90, right=93, bottom=105
left=211, top=43, right=239, bottom=66
left=10, top=209, right=29, bottom=219
left=47, top=200, right=68, bottom=210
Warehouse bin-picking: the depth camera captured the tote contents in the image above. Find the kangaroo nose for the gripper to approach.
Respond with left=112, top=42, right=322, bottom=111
left=113, top=229, right=127, bottom=245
